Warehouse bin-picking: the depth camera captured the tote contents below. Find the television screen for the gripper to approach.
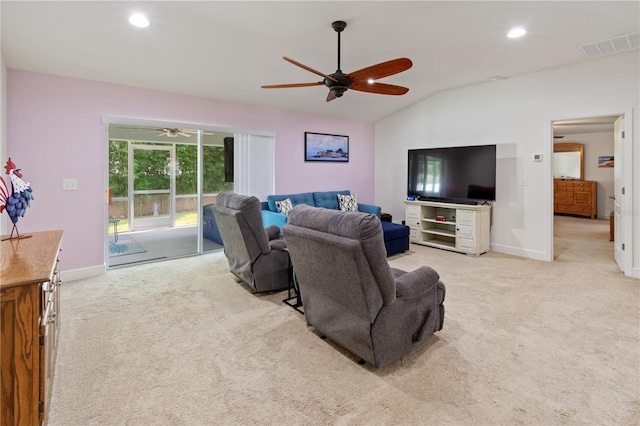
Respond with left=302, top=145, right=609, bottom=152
left=407, top=144, right=496, bottom=204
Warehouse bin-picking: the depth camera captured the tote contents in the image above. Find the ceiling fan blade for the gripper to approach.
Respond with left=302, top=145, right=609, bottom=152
left=261, top=82, right=324, bottom=89
left=283, top=56, right=338, bottom=83
left=348, top=58, right=413, bottom=84
left=326, top=90, right=338, bottom=102
left=351, top=82, right=409, bottom=96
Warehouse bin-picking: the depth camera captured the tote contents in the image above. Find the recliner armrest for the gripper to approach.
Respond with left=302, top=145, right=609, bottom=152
left=265, top=225, right=280, bottom=241
left=395, top=266, right=440, bottom=299
left=269, top=238, right=287, bottom=251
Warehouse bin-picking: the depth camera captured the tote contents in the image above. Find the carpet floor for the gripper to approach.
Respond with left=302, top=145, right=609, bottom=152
left=48, top=216, right=639, bottom=425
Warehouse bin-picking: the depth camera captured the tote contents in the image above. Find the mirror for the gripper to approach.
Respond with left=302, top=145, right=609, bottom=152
left=554, top=143, right=583, bottom=180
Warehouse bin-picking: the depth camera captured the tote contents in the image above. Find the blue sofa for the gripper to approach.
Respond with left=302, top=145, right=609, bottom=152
left=261, top=190, right=381, bottom=230
left=203, top=204, right=223, bottom=245
left=261, top=190, right=410, bottom=257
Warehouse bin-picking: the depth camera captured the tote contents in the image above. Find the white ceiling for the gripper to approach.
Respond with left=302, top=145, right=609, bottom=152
left=2, top=1, right=639, bottom=124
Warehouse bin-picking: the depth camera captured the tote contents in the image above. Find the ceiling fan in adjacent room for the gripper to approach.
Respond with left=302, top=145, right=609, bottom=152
left=115, top=126, right=213, bottom=138
left=261, top=20, right=413, bottom=102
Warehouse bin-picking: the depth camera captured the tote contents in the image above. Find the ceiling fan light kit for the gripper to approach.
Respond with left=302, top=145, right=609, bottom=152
left=115, top=126, right=216, bottom=138
left=262, top=20, right=412, bottom=102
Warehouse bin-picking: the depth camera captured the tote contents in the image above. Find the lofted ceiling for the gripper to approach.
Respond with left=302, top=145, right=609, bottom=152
left=2, top=1, right=639, bottom=124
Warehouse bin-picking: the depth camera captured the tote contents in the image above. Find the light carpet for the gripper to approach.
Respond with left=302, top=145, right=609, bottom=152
left=49, top=216, right=639, bottom=425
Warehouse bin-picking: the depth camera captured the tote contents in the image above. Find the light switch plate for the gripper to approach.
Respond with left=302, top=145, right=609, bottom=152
left=62, top=178, right=78, bottom=191
left=533, top=153, right=543, bottom=162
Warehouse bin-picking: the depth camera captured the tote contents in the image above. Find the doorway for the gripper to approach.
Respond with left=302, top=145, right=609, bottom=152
left=551, top=112, right=631, bottom=276
left=106, top=124, right=233, bottom=267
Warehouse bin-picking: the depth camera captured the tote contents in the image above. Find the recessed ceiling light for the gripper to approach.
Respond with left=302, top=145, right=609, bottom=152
left=507, top=27, right=526, bottom=38
left=129, top=13, right=150, bottom=28
left=367, top=79, right=375, bottom=84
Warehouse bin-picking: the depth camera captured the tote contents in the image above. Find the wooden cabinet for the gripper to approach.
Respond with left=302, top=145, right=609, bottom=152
left=554, top=179, right=596, bottom=219
left=405, top=200, right=490, bottom=256
left=1, top=230, right=63, bottom=426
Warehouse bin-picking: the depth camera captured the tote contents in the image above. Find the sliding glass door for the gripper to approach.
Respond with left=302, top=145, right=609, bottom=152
left=130, top=144, right=174, bottom=231
left=106, top=121, right=274, bottom=268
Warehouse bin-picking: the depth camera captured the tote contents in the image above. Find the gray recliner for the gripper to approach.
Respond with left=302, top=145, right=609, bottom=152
left=212, top=192, right=291, bottom=292
left=283, top=205, right=445, bottom=367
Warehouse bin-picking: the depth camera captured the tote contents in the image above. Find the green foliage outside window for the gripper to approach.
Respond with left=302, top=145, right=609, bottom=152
left=108, top=140, right=233, bottom=198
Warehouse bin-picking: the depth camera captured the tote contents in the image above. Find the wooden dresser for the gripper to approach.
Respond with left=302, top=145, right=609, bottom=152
left=554, top=179, right=597, bottom=219
left=1, top=230, right=63, bottom=426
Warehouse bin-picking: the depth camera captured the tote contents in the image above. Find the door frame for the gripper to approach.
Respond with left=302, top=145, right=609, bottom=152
left=547, top=109, right=633, bottom=277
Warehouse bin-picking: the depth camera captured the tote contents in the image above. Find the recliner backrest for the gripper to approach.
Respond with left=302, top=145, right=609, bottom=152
left=213, top=192, right=272, bottom=285
left=284, top=205, right=397, bottom=322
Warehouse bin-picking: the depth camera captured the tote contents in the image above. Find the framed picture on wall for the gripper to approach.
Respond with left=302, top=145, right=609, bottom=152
left=304, top=132, right=349, bottom=162
left=598, top=156, right=614, bottom=167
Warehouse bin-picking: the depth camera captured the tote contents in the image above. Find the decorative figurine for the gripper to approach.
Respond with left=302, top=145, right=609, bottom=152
left=0, top=158, right=34, bottom=240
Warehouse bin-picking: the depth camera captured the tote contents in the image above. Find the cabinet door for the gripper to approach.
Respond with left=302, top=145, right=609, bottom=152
left=406, top=205, right=419, bottom=223
left=406, top=205, right=420, bottom=241
left=456, top=210, right=476, bottom=253
left=457, top=224, right=474, bottom=240
left=457, top=237, right=475, bottom=252
left=1, top=284, right=40, bottom=426
left=457, top=209, right=475, bottom=225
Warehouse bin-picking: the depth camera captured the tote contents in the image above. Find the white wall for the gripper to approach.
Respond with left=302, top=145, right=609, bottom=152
left=375, top=51, right=639, bottom=275
left=556, top=132, right=615, bottom=219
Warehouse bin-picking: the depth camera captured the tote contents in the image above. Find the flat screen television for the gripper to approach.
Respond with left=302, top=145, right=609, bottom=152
left=407, top=144, right=496, bottom=205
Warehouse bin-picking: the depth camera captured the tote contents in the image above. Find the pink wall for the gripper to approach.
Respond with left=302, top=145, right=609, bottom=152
left=7, top=69, right=374, bottom=271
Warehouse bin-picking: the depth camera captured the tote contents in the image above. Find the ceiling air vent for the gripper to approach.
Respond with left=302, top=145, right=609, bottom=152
left=580, top=32, right=640, bottom=59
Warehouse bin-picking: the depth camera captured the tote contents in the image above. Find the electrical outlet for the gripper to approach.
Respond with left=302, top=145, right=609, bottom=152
left=62, top=179, right=78, bottom=191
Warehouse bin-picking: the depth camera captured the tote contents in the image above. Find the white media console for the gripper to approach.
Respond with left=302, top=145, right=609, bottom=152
left=405, top=200, right=491, bottom=256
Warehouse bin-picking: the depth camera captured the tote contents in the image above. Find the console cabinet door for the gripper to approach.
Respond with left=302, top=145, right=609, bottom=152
left=406, top=204, right=420, bottom=241
left=456, top=210, right=476, bottom=253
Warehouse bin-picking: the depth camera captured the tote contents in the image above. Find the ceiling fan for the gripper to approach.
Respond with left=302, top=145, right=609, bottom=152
left=116, top=126, right=213, bottom=138
left=261, top=20, right=413, bottom=102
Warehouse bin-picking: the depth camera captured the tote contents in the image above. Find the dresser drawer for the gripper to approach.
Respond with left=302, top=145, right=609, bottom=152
left=574, top=193, right=591, bottom=204
left=572, top=181, right=591, bottom=189
left=554, top=191, right=572, bottom=200
left=567, top=205, right=591, bottom=214
left=555, top=204, right=572, bottom=212
left=555, top=180, right=572, bottom=188
left=555, top=186, right=574, bottom=193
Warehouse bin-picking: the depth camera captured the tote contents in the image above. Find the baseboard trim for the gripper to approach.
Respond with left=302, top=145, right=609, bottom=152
left=490, top=243, right=549, bottom=261
left=62, top=264, right=106, bottom=283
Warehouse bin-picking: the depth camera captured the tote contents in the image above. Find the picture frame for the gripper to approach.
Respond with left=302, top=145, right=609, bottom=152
left=304, top=132, right=349, bottom=162
left=598, top=156, right=614, bottom=168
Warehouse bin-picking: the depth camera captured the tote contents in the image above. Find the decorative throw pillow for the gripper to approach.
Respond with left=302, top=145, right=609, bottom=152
left=275, top=198, right=294, bottom=216
left=337, top=194, right=358, bottom=212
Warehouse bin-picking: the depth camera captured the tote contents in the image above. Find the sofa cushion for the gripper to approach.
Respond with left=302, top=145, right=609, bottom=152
left=337, top=193, right=359, bottom=212
left=312, top=190, right=350, bottom=210
left=275, top=198, right=294, bottom=215
left=267, top=192, right=315, bottom=212
left=381, top=221, right=410, bottom=240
